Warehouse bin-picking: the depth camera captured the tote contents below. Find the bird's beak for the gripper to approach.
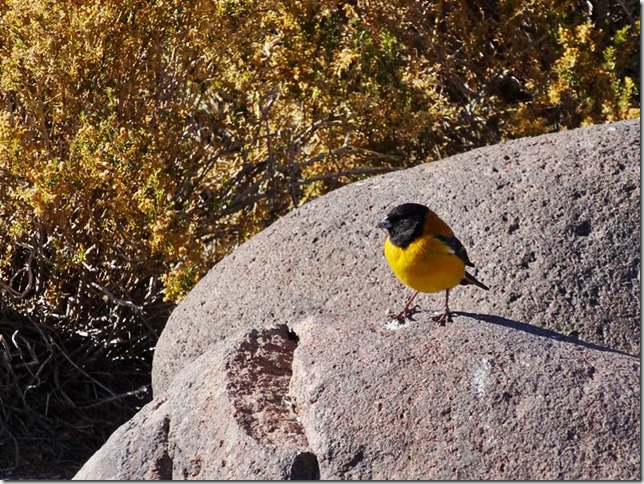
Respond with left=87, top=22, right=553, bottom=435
left=377, top=218, right=392, bottom=231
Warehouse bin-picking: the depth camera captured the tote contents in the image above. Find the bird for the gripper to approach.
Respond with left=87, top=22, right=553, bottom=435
left=377, top=202, right=489, bottom=324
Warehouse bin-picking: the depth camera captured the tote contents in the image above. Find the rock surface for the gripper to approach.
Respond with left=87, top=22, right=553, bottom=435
left=74, top=119, right=641, bottom=480
left=290, top=315, right=639, bottom=480
left=75, top=325, right=320, bottom=480
left=75, top=314, right=640, bottom=480
left=153, top=119, right=640, bottom=395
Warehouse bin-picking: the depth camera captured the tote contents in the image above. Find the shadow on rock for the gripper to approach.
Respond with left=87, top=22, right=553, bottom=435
left=458, top=311, right=637, bottom=358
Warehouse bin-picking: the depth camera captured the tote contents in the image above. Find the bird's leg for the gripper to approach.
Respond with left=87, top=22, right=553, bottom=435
left=432, top=289, right=454, bottom=325
left=389, top=290, right=420, bottom=320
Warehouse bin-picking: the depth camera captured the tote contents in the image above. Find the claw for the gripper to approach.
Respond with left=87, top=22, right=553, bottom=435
left=388, top=290, right=420, bottom=321
left=432, top=288, right=454, bottom=325
left=388, top=303, right=421, bottom=321
left=431, top=310, right=453, bottom=326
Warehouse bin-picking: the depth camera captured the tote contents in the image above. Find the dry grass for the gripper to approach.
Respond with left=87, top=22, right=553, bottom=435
left=0, top=310, right=157, bottom=479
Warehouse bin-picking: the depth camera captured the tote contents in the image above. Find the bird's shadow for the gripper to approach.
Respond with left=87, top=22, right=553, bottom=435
left=454, top=311, right=638, bottom=358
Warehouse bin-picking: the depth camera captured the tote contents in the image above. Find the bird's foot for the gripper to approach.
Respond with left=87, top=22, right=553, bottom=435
left=431, top=310, right=453, bottom=326
left=388, top=304, right=421, bottom=321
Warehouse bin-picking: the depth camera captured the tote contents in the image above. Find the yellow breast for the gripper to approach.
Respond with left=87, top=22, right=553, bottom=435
left=384, top=234, right=465, bottom=293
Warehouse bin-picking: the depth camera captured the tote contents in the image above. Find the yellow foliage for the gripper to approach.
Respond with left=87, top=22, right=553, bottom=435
left=0, top=1, right=638, bottom=473
left=0, top=0, right=639, bottom=345
left=533, top=20, right=640, bottom=130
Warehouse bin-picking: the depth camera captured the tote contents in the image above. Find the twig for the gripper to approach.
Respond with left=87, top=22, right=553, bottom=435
left=292, top=145, right=353, bottom=169
left=78, top=385, right=149, bottom=410
left=0, top=252, right=34, bottom=299
left=90, top=282, right=143, bottom=312
left=0, top=425, right=20, bottom=472
left=52, top=339, right=116, bottom=399
left=297, top=166, right=395, bottom=184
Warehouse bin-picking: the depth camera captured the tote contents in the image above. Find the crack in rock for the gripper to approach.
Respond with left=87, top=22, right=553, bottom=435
left=151, top=416, right=173, bottom=480
left=227, top=324, right=308, bottom=447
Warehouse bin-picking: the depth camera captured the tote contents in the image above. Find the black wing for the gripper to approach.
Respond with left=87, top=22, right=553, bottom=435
left=435, top=234, right=475, bottom=267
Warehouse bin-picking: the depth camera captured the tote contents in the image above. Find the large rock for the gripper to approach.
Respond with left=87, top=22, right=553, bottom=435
left=153, top=119, right=640, bottom=395
left=290, top=315, right=639, bottom=480
left=75, top=314, right=640, bottom=480
left=75, top=325, right=320, bottom=480
left=75, top=119, right=641, bottom=480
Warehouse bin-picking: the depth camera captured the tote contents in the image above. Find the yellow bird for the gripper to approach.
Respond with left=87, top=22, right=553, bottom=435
left=377, top=203, right=488, bottom=324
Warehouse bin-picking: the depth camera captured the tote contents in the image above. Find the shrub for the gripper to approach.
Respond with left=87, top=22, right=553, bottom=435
left=0, top=0, right=638, bottom=477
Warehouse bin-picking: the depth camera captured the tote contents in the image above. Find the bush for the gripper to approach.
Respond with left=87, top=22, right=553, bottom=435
left=0, top=0, right=638, bottom=477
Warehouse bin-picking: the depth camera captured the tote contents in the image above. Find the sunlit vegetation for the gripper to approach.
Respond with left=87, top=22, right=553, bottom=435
left=0, top=0, right=638, bottom=477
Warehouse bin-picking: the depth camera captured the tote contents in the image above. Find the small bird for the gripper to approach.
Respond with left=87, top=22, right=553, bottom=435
left=377, top=203, right=489, bottom=324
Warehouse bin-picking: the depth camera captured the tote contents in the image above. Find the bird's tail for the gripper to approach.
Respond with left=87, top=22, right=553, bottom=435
left=461, top=271, right=489, bottom=291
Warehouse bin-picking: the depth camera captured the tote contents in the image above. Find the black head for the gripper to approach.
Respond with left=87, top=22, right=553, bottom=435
left=377, top=203, right=429, bottom=248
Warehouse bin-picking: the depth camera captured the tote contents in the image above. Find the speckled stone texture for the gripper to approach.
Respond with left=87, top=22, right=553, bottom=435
left=289, top=314, right=639, bottom=480
left=153, top=119, right=639, bottom=395
left=75, top=325, right=320, bottom=480
left=74, top=314, right=639, bottom=480
left=75, top=119, right=640, bottom=480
